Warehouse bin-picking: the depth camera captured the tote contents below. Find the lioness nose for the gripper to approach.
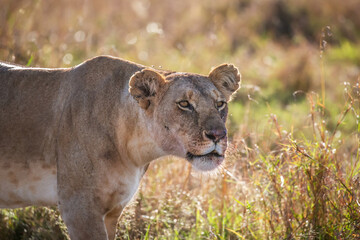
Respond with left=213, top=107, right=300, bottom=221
left=203, top=129, right=227, bottom=143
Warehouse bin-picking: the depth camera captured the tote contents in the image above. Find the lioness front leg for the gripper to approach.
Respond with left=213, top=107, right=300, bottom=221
left=105, top=206, right=123, bottom=240
left=56, top=138, right=118, bottom=240
left=59, top=194, right=108, bottom=240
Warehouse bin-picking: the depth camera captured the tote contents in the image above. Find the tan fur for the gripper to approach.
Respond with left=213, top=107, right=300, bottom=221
left=0, top=56, right=240, bottom=240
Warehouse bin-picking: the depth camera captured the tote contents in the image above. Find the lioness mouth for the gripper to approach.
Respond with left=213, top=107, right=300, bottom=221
left=186, top=150, right=224, bottom=160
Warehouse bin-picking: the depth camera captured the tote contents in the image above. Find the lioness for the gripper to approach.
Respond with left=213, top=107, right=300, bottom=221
left=0, top=56, right=240, bottom=239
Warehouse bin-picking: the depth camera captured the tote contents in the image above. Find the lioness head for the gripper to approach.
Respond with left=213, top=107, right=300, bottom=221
left=129, top=64, right=240, bottom=171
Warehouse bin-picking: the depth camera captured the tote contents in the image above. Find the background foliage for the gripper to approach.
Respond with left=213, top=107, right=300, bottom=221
left=0, top=0, right=359, bottom=239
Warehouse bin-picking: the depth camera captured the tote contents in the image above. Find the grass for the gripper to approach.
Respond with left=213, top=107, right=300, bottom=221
left=1, top=0, right=360, bottom=239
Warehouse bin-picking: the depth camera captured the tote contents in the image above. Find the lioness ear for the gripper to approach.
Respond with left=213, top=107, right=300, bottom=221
left=129, top=69, right=166, bottom=110
left=208, top=64, right=241, bottom=101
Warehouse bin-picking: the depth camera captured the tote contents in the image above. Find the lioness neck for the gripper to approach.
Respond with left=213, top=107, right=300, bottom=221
left=116, top=97, right=166, bottom=168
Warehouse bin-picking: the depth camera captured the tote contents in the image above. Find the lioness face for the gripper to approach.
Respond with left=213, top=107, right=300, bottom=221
left=155, top=74, right=229, bottom=171
left=129, top=64, right=240, bottom=171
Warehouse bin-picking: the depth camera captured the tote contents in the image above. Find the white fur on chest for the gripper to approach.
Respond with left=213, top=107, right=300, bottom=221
left=0, top=162, right=58, bottom=208
left=121, top=175, right=141, bottom=206
left=104, top=165, right=143, bottom=208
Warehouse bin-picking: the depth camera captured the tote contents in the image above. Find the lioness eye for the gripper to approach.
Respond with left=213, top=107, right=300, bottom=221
left=177, top=100, right=192, bottom=110
left=216, top=101, right=226, bottom=110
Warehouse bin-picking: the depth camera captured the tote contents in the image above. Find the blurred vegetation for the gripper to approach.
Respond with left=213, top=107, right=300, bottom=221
left=0, top=0, right=359, bottom=239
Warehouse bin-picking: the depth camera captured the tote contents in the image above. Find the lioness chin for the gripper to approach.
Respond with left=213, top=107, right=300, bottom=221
left=0, top=55, right=240, bottom=240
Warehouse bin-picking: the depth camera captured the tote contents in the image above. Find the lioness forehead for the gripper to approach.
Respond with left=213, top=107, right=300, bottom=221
left=166, top=73, right=223, bottom=100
